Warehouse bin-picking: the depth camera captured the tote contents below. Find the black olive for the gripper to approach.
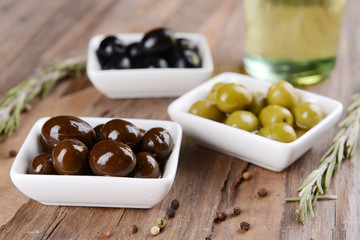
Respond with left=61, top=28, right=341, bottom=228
left=141, top=28, right=176, bottom=55
left=168, top=47, right=202, bottom=68
left=142, top=56, right=169, bottom=68
left=102, top=55, right=132, bottom=69
left=126, top=42, right=143, bottom=59
left=168, top=48, right=187, bottom=68
left=96, top=36, right=126, bottom=68
left=183, top=49, right=202, bottom=68
left=176, top=38, right=199, bottom=53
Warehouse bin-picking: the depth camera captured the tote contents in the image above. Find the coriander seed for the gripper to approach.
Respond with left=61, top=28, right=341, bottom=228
left=240, top=221, right=250, bottom=231
left=167, top=208, right=175, bottom=218
left=233, top=207, right=241, bottom=215
left=131, top=225, right=138, bottom=233
left=151, top=226, right=160, bottom=236
left=242, top=172, right=251, bottom=180
left=155, top=218, right=167, bottom=230
left=257, top=188, right=268, bottom=197
left=216, top=210, right=227, bottom=221
left=170, top=199, right=180, bottom=210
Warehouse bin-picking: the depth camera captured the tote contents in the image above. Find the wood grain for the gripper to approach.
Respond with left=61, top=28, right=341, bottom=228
left=0, top=0, right=359, bottom=239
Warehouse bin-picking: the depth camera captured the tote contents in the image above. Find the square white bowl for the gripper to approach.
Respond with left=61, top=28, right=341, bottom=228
left=10, top=117, right=183, bottom=208
left=87, top=33, right=214, bottom=99
left=168, top=72, right=343, bottom=172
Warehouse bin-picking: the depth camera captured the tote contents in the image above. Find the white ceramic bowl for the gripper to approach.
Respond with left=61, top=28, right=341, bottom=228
left=10, top=117, right=183, bottom=208
left=87, top=33, right=214, bottom=99
left=168, top=72, right=343, bottom=172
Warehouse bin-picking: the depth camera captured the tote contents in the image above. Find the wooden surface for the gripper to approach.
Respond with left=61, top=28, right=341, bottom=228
left=0, top=0, right=359, bottom=239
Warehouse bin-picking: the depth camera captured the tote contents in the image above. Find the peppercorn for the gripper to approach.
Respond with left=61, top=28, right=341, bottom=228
left=155, top=218, right=167, bottom=230
left=9, top=150, right=17, bottom=157
left=240, top=221, right=250, bottom=231
left=257, top=188, right=268, bottom=197
left=216, top=210, right=227, bottom=221
left=151, top=226, right=160, bottom=236
left=205, top=236, right=212, bottom=240
left=131, top=225, right=138, bottom=233
left=170, top=199, right=179, bottom=210
left=242, top=172, right=251, bottom=180
left=233, top=207, right=241, bottom=215
left=167, top=208, right=175, bottom=218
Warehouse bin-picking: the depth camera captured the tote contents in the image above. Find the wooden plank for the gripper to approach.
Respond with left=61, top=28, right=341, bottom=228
left=0, top=0, right=360, bottom=239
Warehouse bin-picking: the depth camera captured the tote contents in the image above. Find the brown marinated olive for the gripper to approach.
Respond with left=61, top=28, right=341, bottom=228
left=28, top=152, right=56, bottom=174
left=100, top=119, right=141, bottom=149
left=94, top=124, right=104, bottom=142
left=89, top=140, right=136, bottom=176
left=141, top=127, right=173, bottom=165
left=52, top=139, right=89, bottom=175
left=41, top=116, right=96, bottom=150
left=133, top=152, right=161, bottom=178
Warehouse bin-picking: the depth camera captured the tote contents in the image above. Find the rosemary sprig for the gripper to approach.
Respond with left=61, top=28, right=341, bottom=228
left=0, top=58, right=87, bottom=135
left=285, top=93, right=360, bottom=224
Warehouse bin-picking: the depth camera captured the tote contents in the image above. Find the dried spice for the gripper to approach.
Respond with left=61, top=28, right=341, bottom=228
left=155, top=218, right=167, bottom=230
left=131, top=225, right=138, bottom=233
left=170, top=199, right=180, bottom=210
left=151, top=226, right=160, bottom=236
left=167, top=208, right=175, bottom=218
left=242, top=172, right=251, bottom=180
left=216, top=210, right=227, bottom=221
left=9, top=150, right=17, bottom=157
left=257, top=187, right=268, bottom=197
left=233, top=207, right=241, bottom=215
left=98, top=231, right=111, bottom=239
left=240, top=221, right=250, bottom=231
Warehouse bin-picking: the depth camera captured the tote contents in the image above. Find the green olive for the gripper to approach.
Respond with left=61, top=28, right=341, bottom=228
left=249, top=91, right=267, bottom=116
left=215, top=83, right=253, bottom=113
left=294, top=127, right=307, bottom=138
left=188, top=99, right=226, bottom=122
left=259, top=105, right=294, bottom=127
left=267, top=80, right=299, bottom=109
left=292, top=102, right=324, bottom=130
left=225, top=110, right=259, bottom=132
left=207, top=82, right=226, bottom=102
left=258, top=123, right=297, bottom=143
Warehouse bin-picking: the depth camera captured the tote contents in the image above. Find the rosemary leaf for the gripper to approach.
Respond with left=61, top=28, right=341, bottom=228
left=287, top=93, right=360, bottom=224
left=0, top=58, right=86, bottom=135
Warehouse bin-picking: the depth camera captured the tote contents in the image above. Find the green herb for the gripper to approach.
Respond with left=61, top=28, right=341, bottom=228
left=0, top=58, right=86, bottom=135
left=285, top=93, right=360, bottom=224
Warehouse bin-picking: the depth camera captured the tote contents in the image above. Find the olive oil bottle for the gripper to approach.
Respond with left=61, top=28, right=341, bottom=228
left=244, top=0, right=346, bottom=85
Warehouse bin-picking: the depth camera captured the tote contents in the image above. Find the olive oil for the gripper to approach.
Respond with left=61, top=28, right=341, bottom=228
left=244, top=0, right=346, bottom=85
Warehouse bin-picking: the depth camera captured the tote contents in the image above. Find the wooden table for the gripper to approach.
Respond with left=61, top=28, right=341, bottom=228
left=0, top=0, right=359, bottom=239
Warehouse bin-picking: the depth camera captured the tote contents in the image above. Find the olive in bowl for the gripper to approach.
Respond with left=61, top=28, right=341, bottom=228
left=89, top=140, right=136, bottom=177
left=11, top=117, right=182, bottom=208
left=41, top=115, right=96, bottom=150
left=168, top=72, right=343, bottom=172
left=86, top=31, right=214, bottom=99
